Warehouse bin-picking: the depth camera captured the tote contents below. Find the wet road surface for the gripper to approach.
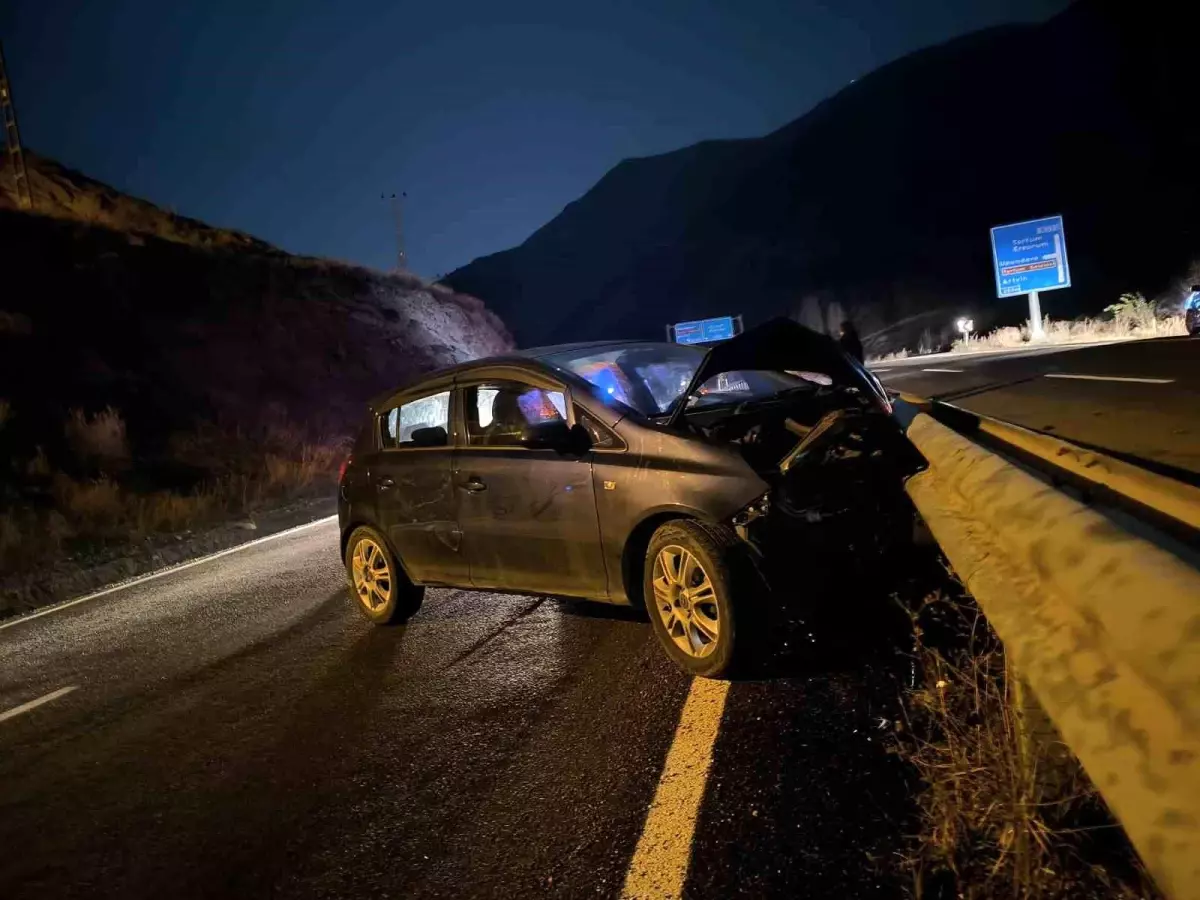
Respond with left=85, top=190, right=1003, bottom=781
left=872, top=335, right=1200, bottom=477
left=0, top=519, right=916, bottom=899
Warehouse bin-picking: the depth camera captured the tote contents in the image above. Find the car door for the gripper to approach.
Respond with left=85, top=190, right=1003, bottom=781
left=371, top=383, right=466, bottom=586
left=454, top=370, right=609, bottom=598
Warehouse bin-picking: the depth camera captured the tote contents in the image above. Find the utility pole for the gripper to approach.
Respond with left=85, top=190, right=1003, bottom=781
left=383, top=191, right=407, bottom=272
left=0, top=41, right=32, bottom=210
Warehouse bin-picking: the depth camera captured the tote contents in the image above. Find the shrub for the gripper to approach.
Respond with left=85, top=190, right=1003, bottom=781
left=948, top=308, right=1185, bottom=355
left=1105, top=292, right=1157, bottom=331
left=263, top=440, right=345, bottom=495
left=25, top=447, right=52, bottom=478
left=133, top=490, right=218, bottom=535
left=52, top=475, right=124, bottom=534
left=64, top=406, right=130, bottom=472
left=953, top=325, right=1026, bottom=352
left=0, top=513, right=21, bottom=558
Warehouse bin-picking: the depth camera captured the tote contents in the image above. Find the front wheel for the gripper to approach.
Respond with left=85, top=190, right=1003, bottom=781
left=644, top=520, right=754, bottom=678
left=345, top=526, right=424, bottom=625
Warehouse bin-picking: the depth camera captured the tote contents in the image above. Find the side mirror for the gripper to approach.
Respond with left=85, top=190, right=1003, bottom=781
left=520, top=419, right=578, bottom=452
left=409, top=425, right=448, bottom=447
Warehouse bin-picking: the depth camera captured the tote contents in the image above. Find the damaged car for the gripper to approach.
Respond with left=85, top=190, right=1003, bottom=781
left=338, top=318, right=922, bottom=676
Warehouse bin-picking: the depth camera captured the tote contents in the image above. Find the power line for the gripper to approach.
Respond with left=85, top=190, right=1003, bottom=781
left=0, top=41, right=32, bottom=210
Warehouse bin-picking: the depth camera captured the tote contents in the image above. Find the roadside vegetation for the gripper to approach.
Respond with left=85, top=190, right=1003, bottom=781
left=950, top=294, right=1186, bottom=354
left=0, top=401, right=348, bottom=613
left=893, top=589, right=1159, bottom=899
left=867, top=288, right=1191, bottom=365
left=0, top=151, right=512, bottom=617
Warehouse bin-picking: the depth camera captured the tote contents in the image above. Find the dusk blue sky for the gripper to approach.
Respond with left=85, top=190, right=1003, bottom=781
left=3, top=0, right=1065, bottom=278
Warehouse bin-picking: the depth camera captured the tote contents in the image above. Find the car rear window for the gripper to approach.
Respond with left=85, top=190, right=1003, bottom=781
left=380, top=390, right=450, bottom=448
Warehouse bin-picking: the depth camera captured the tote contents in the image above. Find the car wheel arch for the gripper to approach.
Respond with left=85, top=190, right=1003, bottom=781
left=620, top=507, right=713, bottom=609
left=342, top=521, right=417, bottom=583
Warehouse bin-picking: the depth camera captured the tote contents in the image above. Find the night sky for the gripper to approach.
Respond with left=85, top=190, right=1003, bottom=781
left=3, top=0, right=1065, bottom=278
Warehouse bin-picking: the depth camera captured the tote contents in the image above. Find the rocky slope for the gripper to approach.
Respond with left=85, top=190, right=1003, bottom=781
left=0, top=151, right=511, bottom=590
left=0, top=151, right=511, bottom=454
left=447, top=0, right=1198, bottom=353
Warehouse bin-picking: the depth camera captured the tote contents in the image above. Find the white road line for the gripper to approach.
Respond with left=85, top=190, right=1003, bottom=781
left=922, top=367, right=965, bottom=373
left=0, top=686, right=78, bottom=723
left=1044, top=373, right=1174, bottom=385
left=0, top=515, right=338, bottom=633
left=621, top=677, right=730, bottom=899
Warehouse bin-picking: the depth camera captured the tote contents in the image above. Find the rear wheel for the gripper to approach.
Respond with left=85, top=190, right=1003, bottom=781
left=345, top=526, right=424, bottom=625
left=644, top=520, right=753, bottom=678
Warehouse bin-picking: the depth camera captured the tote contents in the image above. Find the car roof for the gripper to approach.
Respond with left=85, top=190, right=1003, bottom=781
left=367, top=338, right=703, bottom=413
left=515, top=339, right=671, bottom=359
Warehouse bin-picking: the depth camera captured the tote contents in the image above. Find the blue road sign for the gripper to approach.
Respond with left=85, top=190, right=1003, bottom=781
left=672, top=315, right=738, bottom=345
left=990, top=215, right=1071, bottom=298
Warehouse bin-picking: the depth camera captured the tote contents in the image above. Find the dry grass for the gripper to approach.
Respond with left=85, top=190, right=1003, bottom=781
left=25, top=447, right=52, bottom=478
left=952, top=302, right=1186, bottom=354
left=52, top=475, right=125, bottom=533
left=131, top=489, right=221, bottom=535
left=0, top=404, right=348, bottom=575
left=894, top=591, right=1159, bottom=899
left=2, top=151, right=275, bottom=254
left=869, top=348, right=912, bottom=364
left=64, top=406, right=130, bottom=471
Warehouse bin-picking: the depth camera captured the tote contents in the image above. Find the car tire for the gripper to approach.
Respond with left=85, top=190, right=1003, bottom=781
left=344, top=525, right=424, bottom=625
left=643, top=519, right=757, bottom=678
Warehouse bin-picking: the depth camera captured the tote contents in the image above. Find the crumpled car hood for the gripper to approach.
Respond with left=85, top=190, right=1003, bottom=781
left=666, top=317, right=890, bottom=426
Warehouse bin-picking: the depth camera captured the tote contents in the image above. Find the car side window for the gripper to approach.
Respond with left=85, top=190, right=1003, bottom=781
left=576, top=408, right=621, bottom=450
left=464, top=381, right=566, bottom=447
left=380, top=390, right=451, bottom=449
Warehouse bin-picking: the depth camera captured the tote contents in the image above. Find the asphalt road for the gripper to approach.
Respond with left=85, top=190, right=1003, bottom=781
left=0, top=518, right=921, bottom=900
left=871, top=335, right=1200, bottom=478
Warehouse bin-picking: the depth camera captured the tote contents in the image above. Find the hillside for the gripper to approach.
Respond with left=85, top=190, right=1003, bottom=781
left=0, top=152, right=511, bottom=606
left=446, top=0, right=1199, bottom=353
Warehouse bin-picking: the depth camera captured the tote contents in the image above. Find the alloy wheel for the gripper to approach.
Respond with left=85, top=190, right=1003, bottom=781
left=351, top=537, right=393, bottom=612
left=652, top=544, right=719, bottom=658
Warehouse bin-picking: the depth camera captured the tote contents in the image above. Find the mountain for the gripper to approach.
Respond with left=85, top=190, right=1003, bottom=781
left=446, top=0, right=1199, bottom=353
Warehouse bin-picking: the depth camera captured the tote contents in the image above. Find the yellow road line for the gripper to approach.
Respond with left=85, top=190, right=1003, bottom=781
left=621, top=677, right=730, bottom=900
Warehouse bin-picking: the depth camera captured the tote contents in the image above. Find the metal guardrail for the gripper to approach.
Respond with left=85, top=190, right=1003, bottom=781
left=896, top=391, right=1200, bottom=535
left=896, top=400, right=1200, bottom=900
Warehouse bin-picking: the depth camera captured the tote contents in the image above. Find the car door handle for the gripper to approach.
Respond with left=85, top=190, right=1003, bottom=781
left=460, top=477, right=487, bottom=493
left=376, top=476, right=395, bottom=491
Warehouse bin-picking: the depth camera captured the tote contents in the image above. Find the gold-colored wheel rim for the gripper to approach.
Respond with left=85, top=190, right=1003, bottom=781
left=651, top=545, right=719, bottom=658
left=351, top=538, right=393, bottom=611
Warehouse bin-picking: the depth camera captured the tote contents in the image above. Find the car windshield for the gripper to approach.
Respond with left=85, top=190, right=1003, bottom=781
left=690, top=369, right=812, bottom=409
left=541, top=344, right=811, bottom=418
